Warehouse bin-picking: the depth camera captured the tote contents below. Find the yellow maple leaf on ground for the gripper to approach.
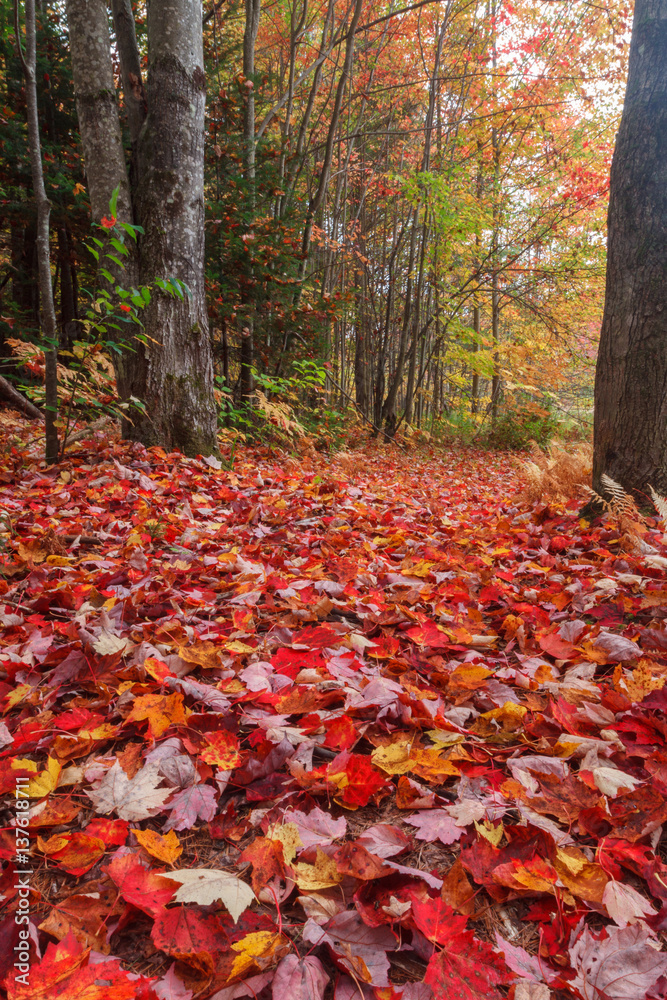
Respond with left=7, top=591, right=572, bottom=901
left=229, top=931, right=289, bottom=979
left=133, top=828, right=182, bottom=864
left=12, top=756, right=61, bottom=798
left=291, top=848, right=343, bottom=890
left=125, top=692, right=188, bottom=739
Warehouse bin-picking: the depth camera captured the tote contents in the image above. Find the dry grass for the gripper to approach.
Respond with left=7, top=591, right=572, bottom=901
left=519, top=439, right=592, bottom=502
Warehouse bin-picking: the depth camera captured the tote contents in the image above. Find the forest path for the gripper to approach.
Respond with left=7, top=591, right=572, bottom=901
left=1, top=431, right=667, bottom=999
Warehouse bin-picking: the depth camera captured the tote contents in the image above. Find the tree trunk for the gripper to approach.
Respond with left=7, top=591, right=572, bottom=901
left=15, top=0, right=58, bottom=462
left=592, top=0, right=667, bottom=502
left=65, top=0, right=143, bottom=408
left=239, top=0, right=261, bottom=404
left=134, top=0, right=218, bottom=455
left=66, top=0, right=217, bottom=456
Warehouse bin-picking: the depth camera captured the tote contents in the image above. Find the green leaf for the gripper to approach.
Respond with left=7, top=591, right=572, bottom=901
left=109, top=185, right=119, bottom=219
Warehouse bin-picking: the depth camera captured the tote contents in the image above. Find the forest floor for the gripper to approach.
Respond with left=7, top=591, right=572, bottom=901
left=2, top=416, right=667, bottom=1000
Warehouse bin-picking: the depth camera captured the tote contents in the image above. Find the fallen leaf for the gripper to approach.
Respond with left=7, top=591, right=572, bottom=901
left=200, top=730, right=242, bottom=770
left=165, top=869, right=256, bottom=921
left=405, top=810, right=465, bottom=845
left=271, top=954, right=328, bottom=1000
left=569, top=924, right=667, bottom=999
left=602, top=880, right=656, bottom=927
left=87, top=761, right=171, bottom=821
left=133, top=827, right=183, bottom=864
left=163, top=783, right=218, bottom=831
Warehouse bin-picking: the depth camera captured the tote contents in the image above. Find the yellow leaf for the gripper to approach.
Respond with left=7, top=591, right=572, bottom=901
left=13, top=757, right=61, bottom=798
left=37, top=833, right=69, bottom=855
left=474, top=819, right=504, bottom=846
left=178, top=641, right=223, bottom=670
left=448, top=663, right=492, bottom=690
left=265, top=822, right=303, bottom=866
left=133, top=828, right=182, bottom=864
left=79, top=723, right=119, bottom=741
left=3, top=684, right=34, bottom=713
left=225, top=640, right=255, bottom=654
left=555, top=846, right=608, bottom=903
left=371, top=742, right=459, bottom=782
left=291, top=848, right=343, bottom=890
left=426, top=729, right=464, bottom=748
left=371, top=742, right=412, bottom=774
left=481, top=702, right=527, bottom=732
left=229, top=931, right=287, bottom=979
left=407, top=560, right=435, bottom=578
left=555, top=846, right=587, bottom=876
left=408, top=747, right=460, bottom=782
left=125, top=692, right=188, bottom=739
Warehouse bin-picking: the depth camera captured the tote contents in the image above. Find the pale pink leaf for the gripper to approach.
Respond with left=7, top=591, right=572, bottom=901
left=569, top=924, right=667, bottom=1000
left=602, top=881, right=656, bottom=927
left=592, top=632, right=641, bottom=662
left=282, top=806, right=347, bottom=847
left=271, top=955, right=327, bottom=1000
left=163, top=784, right=217, bottom=831
left=356, top=823, right=411, bottom=858
left=494, top=933, right=555, bottom=984
left=404, top=810, right=464, bottom=845
left=209, top=972, right=274, bottom=1000
left=153, top=964, right=194, bottom=1000
left=303, top=911, right=395, bottom=986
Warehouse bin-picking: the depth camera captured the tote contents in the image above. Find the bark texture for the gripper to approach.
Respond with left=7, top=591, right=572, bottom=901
left=65, top=0, right=144, bottom=408
left=65, top=0, right=133, bottom=226
left=133, top=0, right=218, bottom=454
left=592, top=0, right=667, bottom=501
left=16, top=0, right=58, bottom=461
left=65, top=0, right=218, bottom=456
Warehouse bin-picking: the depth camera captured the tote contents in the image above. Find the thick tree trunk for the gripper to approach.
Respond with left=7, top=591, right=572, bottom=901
left=65, top=0, right=133, bottom=227
left=134, top=0, right=218, bottom=455
left=15, top=0, right=58, bottom=462
left=67, top=0, right=217, bottom=456
left=592, top=0, right=667, bottom=502
left=65, top=0, right=143, bottom=408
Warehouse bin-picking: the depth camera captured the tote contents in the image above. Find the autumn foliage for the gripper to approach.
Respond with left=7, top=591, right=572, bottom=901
left=0, top=421, right=666, bottom=998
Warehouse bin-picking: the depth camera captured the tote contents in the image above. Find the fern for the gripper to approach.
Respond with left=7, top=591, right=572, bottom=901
left=518, top=440, right=592, bottom=502
left=600, top=474, right=641, bottom=521
left=649, top=485, right=667, bottom=521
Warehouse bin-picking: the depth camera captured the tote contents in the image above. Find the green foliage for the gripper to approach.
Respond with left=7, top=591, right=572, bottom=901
left=485, top=401, right=559, bottom=451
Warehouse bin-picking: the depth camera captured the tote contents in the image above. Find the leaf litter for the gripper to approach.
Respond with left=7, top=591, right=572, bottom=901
left=2, top=433, right=667, bottom=997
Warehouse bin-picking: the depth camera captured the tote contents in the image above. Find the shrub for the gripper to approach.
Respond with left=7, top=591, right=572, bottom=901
left=486, top=402, right=558, bottom=450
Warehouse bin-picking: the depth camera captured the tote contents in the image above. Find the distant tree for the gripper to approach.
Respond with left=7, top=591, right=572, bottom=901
left=592, top=0, right=667, bottom=502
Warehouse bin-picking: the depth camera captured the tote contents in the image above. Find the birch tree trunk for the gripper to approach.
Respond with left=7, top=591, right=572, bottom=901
left=15, top=0, right=58, bottom=462
left=592, top=0, right=667, bottom=501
